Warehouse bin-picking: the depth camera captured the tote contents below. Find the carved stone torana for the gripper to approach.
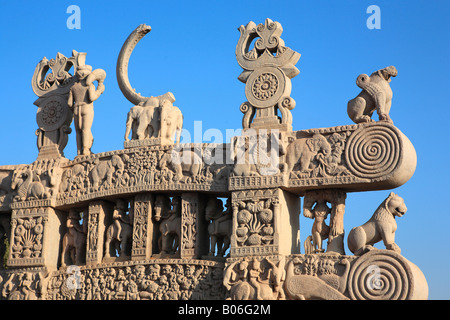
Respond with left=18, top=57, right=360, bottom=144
left=0, top=19, right=428, bottom=301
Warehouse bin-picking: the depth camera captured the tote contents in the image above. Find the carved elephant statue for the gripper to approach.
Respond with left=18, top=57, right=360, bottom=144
left=159, top=149, right=202, bottom=182
left=90, top=154, right=125, bottom=190
left=124, top=98, right=160, bottom=141
left=284, top=134, right=331, bottom=174
left=124, top=93, right=175, bottom=141
left=347, top=66, right=397, bottom=124
left=160, top=100, right=183, bottom=145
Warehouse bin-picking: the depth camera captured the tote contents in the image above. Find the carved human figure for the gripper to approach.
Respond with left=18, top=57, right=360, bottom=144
left=223, top=258, right=285, bottom=300
left=304, top=199, right=331, bottom=253
left=61, top=209, right=86, bottom=267
left=68, top=65, right=106, bottom=155
left=248, top=258, right=263, bottom=300
left=347, top=192, right=406, bottom=256
left=159, top=100, right=183, bottom=145
left=347, top=66, right=397, bottom=123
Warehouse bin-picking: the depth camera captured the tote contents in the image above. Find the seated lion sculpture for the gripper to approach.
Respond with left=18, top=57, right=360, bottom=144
left=347, top=192, right=407, bottom=256
left=347, top=66, right=397, bottom=124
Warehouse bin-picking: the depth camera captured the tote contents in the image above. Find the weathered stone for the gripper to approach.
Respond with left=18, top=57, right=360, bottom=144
left=0, top=19, right=427, bottom=301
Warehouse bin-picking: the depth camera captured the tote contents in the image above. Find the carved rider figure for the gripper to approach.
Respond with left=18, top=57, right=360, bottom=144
left=113, top=199, right=132, bottom=241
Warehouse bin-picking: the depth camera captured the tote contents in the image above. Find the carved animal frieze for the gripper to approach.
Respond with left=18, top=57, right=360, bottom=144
left=284, top=256, right=349, bottom=300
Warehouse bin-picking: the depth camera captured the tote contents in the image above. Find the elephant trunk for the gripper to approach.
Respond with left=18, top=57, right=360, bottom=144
left=116, top=24, right=177, bottom=106
left=116, top=24, right=152, bottom=105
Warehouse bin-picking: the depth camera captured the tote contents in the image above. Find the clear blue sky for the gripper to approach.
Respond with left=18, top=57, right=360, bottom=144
left=0, top=0, right=448, bottom=299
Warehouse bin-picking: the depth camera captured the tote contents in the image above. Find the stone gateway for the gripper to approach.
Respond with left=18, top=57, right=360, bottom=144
left=0, top=19, right=427, bottom=300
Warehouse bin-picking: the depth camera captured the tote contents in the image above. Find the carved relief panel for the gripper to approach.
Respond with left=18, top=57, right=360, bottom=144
left=131, top=193, right=154, bottom=260
left=230, top=188, right=299, bottom=257
left=8, top=207, right=62, bottom=269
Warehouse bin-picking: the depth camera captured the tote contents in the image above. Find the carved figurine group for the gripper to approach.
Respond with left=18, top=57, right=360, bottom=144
left=0, top=19, right=427, bottom=301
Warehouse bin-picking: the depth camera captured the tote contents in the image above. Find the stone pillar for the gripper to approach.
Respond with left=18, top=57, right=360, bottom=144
left=131, top=193, right=154, bottom=260
left=230, top=188, right=299, bottom=257
left=85, top=201, right=111, bottom=266
left=180, top=193, right=208, bottom=259
left=8, top=206, right=62, bottom=270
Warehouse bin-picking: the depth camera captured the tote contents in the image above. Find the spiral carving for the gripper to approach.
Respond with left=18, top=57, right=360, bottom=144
left=344, top=123, right=402, bottom=179
left=347, top=250, right=414, bottom=300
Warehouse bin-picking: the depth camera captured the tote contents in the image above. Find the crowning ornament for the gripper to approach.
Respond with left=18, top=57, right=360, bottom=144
left=236, top=18, right=300, bottom=131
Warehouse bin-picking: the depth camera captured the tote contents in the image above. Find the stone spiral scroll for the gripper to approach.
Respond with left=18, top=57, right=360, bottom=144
left=345, top=123, right=402, bottom=179
left=347, top=250, right=427, bottom=300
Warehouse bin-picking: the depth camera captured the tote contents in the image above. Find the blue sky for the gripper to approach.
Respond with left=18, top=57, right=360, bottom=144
left=0, top=0, right=449, bottom=299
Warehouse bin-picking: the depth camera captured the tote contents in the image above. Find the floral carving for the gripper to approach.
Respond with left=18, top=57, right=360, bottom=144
left=39, top=100, right=64, bottom=127
left=11, top=217, right=44, bottom=259
left=235, top=198, right=274, bottom=246
left=252, top=73, right=278, bottom=101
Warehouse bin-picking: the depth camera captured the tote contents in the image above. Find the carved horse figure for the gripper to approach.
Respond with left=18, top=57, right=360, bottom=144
left=153, top=195, right=181, bottom=255
left=205, top=197, right=232, bottom=257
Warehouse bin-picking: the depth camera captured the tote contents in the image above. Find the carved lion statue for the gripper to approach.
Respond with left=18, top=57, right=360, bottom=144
left=347, top=192, right=406, bottom=256
left=347, top=66, right=397, bottom=124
